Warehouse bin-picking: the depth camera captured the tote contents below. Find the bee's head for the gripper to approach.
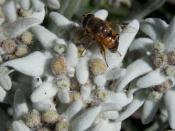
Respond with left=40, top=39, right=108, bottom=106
left=80, top=13, right=94, bottom=27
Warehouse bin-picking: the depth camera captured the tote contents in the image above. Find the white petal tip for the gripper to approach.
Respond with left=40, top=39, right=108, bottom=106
left=94, top=9, right=108, bottom=20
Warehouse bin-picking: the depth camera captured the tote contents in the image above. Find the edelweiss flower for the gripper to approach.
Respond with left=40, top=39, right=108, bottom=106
left=0, top=3, right=140, bottom=130
left=115, top=16, right=175, bottom=129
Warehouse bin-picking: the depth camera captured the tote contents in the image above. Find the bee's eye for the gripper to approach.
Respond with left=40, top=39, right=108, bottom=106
left=104, top=30, right=112, bottom=36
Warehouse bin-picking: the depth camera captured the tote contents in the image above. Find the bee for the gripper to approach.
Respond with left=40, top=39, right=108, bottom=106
left=80, top=13, right=120, bottom=65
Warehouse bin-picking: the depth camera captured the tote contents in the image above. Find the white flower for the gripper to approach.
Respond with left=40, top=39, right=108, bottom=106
left=115, top=16, right=175, bottom=129
left=0, top=4, right=140, bottom=130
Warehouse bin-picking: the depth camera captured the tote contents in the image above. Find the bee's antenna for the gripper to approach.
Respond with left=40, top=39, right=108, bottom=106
left=80, top=42, right=93, bottom=57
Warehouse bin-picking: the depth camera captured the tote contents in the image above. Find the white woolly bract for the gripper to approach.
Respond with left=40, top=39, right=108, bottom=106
left=80, top=85, right=91, bottom=101
left=71, top=105, right=101, bottom=131
left=116, top=58, right=152, bottom=91
left=32, top=98, right=56, bottom=111
left=76, top=57, right=89, bottom=85
left=0, top=74, right=12, bottom=90
left=50, top=12, right=73, bottom=27
left=3, top=51, right=47, bottom=77
left=12, top=120, right=30, bottom=131
left=66, top=43, right=78, bottom=67
left=2, top=18, right=41, bottom=38
left=129, top=37, right=153, bottom=52
left=94, top=75, right=106, bottom=88
left=137, top=69, right=168, bottom=88
left=104, top=92, right=133, bottom=111
left=2, top=0, right=17, bottom=23
left=141, top=99, right=159, bottom=124
left=62, top=100, right=84, bottom=121
left=57, top=88, right=70, bottom=104
left=31, top=25, right=58, bottom=49
left=94, top=9, right=108, bottom=20
left=31, top=81, right=58, bottom=103
left=46, top=0, right=60, bottom=9
left=0, top=86, right=6, bottom=102
left=17, top=0, right=31, bottom=10
left=164, top=89, right=175, bottom=129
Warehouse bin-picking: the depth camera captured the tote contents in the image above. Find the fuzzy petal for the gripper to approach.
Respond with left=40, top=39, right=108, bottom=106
left=129, top=37, right=153, bottom=53
left=62, top=100, right=84, bottom=121
left=80, top=84, right=91, bottom=101
left=31, top=81, right=58, bottom=103
left=116, top=58, right=152, bottom=91
left=32, top=99, right=56, bottom=111
left=94, top=9, right=108, bottom=20
left=12, top=120, right=30, bottom=131
left=94, top=74, right=106, bottom=88
left=118, top=19, right=140, bottom=57
left=0, top=86, right=6, bottom=102
left=0, top=74, right=12, bottom=91
left=141, top=18, right=168, bottom=41
left=116, top=90, right=146, bottom=122
left=71, top=105, right=101, bottom=131
left=66, top=43, right=78, bottom=67
left=163, top=16, right=175, bottom=51
left=3, top=51, right=48, bottom=77
left=31, top=25, right=58, bottom=49
left=29, top=7, right=45, bottom=23
left=105, top=67, right=126, bottom=80
left=102, top=103, right=123, bottom=114
left=137, top=69, right=168, bottom=88
left=31, top=0, right=45, bottom=11
left=142, top=99, right=160, bottom=124
left=2, top=18, right=40, bottom=38
left=57, top=88, right=70, bottom=104
left=104, top=92, right=133, bottom=111
left=49, top=12, right=76, bottom=27
left=76, top=57, right=89, bottom=85
left=46, top=0, right=60, bottom=9
left=102, top=111, right=119, bottom=120
left=164, top=89, right=175, bottom=129
left=2, top=0, right=17, bottom=23
left=17, top=0, right=31, bottom=10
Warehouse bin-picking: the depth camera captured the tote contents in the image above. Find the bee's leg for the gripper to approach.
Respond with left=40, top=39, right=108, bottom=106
left=81, top=34, right=95, bottom=55
left=100, top=45, right=109, bottom=67
left=81, top=42, right=93, bottom=56
left=115, top=34, right=122, bottom=56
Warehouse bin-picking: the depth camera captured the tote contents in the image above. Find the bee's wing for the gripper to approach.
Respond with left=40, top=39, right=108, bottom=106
left=94, top=9, right=108, bottom=20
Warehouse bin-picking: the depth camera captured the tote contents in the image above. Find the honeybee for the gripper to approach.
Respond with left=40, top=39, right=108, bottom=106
left=80, top=13, right=120, bottom=65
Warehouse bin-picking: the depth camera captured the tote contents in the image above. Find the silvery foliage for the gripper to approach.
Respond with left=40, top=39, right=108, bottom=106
left=0, top=0, right=175, bottom=130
